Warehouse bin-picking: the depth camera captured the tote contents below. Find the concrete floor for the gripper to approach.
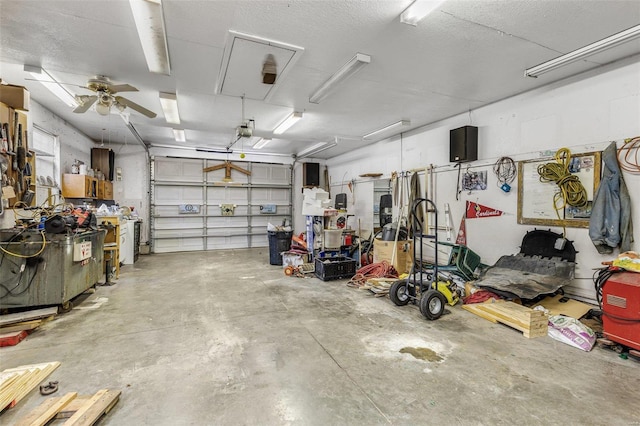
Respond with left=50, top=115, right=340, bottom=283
left=1, top=248, right=639, bottom=425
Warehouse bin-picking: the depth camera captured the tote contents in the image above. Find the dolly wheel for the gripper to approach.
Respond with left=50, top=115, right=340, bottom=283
left=389, top=280, right=410, bottom=306
left=420, top=289, right=446, bottom=320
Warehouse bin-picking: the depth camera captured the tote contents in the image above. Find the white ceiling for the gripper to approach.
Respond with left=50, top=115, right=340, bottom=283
left=1, top=0, right=639, bottom=159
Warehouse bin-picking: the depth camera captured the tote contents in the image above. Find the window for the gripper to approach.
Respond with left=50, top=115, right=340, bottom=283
left=32, top=125, right=60, bottom=206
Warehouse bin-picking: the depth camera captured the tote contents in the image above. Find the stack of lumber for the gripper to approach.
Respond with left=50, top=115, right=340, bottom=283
left=15, top=389, right=121, bottom=426
left=462, top=301, right=548, bottom=338
left=0, top=362, right=61, bottom=410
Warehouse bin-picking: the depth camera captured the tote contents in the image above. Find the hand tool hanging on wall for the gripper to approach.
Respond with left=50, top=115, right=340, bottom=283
left=17, top=123, right=26, bottom=170
left=1, top=122, right=8, bottom=152
left=12, top=112, right=19, bottom=171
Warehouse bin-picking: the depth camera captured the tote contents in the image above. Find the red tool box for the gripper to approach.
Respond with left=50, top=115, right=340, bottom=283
left=602, top=272, right=640, bottom=351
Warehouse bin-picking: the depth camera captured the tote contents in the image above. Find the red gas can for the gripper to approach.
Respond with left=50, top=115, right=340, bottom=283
left=602, top=272, right=640, bottom=351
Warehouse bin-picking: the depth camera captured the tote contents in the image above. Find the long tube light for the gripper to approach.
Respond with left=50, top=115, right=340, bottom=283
left=159, top=92, right=180, bottom=124
left=363, top=120, right=411, bottom=140
left=297, top=141, right=338, bottom=159
left=273, top=111, right=303, bottom=134
left=400, top=0, right=446, bottom=26
left=172, top=128, right=186, bottom=142
left=253, top=138, right=271, bottom=149
left=309, top=53, right=371, bottom=104
left=129, top=0, right=171, bottom=75
left=24, top=65, right=77, bottom=107
left=525, top=24, right=640, bottom=78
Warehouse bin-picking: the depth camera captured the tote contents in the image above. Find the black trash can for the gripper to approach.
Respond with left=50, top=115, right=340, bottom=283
left=268, top=230, right=293, bottom=265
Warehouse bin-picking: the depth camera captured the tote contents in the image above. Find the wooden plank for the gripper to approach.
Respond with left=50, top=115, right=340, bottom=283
left=473, top=302, right=548, bottom=339
left=462, top=304, right=499, bottom=323
left=0, top=319, right=44, bottom=333
left=55, top=396, right=92, bottom=419
left=0, top=307, right=58, bottom=327
left=0, top=362, right=61, bottom=409
left=63, top=389, right=121, bottom=426
left=14, top=392, right=77, bottom=426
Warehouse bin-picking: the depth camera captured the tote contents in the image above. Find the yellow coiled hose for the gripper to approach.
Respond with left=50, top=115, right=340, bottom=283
left=537, top=147, right=589, bottom=213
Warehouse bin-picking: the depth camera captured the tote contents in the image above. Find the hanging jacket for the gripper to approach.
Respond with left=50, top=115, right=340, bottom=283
left=589, top=142, right=634, bottom=253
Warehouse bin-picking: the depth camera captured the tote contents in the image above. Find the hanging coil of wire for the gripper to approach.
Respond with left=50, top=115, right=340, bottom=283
left=537, top=147, right=589, bottom=212
left=493, top=156, right=517, bottom=188
left=617, top=136, right=640, bottom=174
left=347, top=261, right=398, bottom=288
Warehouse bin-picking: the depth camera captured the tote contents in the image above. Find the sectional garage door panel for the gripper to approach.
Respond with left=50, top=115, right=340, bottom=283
left=151, top=156, right=291, bottom=253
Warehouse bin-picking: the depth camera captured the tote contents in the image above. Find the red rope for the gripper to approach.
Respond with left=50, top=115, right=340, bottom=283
left=347, top=261, right=398, bottom=288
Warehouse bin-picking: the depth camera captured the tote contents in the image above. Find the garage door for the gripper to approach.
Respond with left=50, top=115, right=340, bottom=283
left=151, top=156, right=292, bottom=253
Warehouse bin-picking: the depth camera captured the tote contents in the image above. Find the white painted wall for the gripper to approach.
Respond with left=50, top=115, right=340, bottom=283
left=30, top=101, right=93, bottom=175
left=325, top=59, right=640, bottom=303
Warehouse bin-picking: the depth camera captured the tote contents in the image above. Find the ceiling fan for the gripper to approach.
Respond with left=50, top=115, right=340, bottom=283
left=73, top=76, right=157, bottom=118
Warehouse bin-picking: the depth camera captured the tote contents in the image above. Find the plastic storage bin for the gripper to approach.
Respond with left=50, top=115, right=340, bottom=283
left=268, top=231, right=293, bottom=265
left=315, top=256, right=357, bottom=281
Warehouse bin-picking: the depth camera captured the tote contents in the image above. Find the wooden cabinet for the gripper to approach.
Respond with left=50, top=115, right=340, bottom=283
left=97, top=180, right=113, bottom=200
left=62, top=174, right=97, bottom=198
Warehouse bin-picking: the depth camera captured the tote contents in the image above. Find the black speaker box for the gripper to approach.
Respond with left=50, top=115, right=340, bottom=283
left=450, top=126, right=478, bottom=163
left=302, top=162, right=320, bottom=187
left=335, top=193, right=347, bottom=209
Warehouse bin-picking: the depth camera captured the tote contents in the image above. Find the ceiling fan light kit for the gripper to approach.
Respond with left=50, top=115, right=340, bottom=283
left=24, top=65, right=77, bottom=107
left=309, top=53, right=371, bottom=104
left=273, top=111, right=303, bottom=134
left=525, top=24, right=640, bottom=78
left=159, top=92, right=180, bottom=124
left=129, top=0, right=171, bottom=75
left=363, top=120, right=411, bottom=140
left=400, top=0, right=446, bottom=26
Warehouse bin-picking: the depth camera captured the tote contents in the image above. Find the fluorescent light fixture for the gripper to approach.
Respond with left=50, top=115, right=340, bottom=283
left=253, top=138, right=271, bottom=149
left=525, top=24, right=640, bottom=78
left=273, top=111, right=303, bottom=134
left=309, top=53, right=371, bottom=104
left=400, top=0, right=445, bottom=26
left=363, top=120, right=411, bottom=140
left=297, top=141, right=338, bottom=159
left=172, top=128, right=186, bottom=142
left=129, top=0, right=171, bottom=75
left=159, top=92, right=180, bottom=124
left=24, top=65, right=77, bottom=107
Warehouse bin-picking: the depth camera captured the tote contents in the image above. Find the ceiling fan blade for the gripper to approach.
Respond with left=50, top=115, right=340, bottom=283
left=115, top=96, right=157, bottom=118
left=108, top=84, right=138, bottom=94
left=73, top=95, right=97, bottom=113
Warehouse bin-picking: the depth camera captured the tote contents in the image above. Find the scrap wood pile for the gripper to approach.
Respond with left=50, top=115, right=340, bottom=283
left=347, top=261, right=399, bottom=296
left=0, top=307, right=58, bottom=347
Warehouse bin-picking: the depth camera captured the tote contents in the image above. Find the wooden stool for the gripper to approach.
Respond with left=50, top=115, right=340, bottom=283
left=103, top=244, right=119, bottom=279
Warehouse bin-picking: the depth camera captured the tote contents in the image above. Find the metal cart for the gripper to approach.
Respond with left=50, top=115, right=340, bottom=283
left=389, top=198, right=456, bottom=320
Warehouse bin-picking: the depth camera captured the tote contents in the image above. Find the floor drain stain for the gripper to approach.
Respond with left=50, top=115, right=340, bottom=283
left=399, top=347, right=443, bottom=362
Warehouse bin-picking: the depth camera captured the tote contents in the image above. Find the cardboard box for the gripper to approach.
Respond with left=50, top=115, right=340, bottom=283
left=0, top=85, right=30, bottom=111
left=373, top=238, right=413, bottom=274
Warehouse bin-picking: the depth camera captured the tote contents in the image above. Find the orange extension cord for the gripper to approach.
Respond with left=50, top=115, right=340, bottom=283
left=347, top=261, right=399, bottom=288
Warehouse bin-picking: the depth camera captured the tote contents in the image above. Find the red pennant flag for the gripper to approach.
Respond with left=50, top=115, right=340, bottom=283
left=456, top=216, right=467, bottom=245
left=466, top=201, right=504, bottom=219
